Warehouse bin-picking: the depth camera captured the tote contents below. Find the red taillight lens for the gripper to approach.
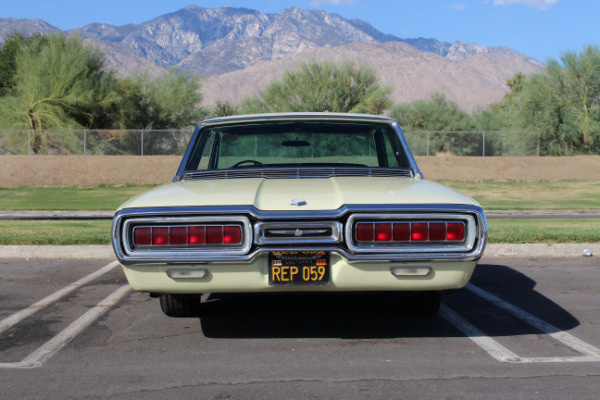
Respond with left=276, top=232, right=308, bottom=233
left=152, top=227, right=170, bottom=245
left=133, top=224, right=243, bottom=247
left=134, top=227, right=152, bottom=246
left=410, top=223, right=428, bottom=241
left=393, top=223, right=410, bottom=241
left=170, top=227, right=187, bottom=245
left=356, top=223, right=374, bottom=241
left=224, top=226, right=242, bottom=244
left=429, top=223, right=446, bottom=241
left=446, top=223, right=465, bottom=241
left=355, top=221, right=465, bottom=243
left=206, top=226, right=223, bottom=244
left=375, top=223, right=392, bottom=241
left=188, top=226, right=205, bottom=245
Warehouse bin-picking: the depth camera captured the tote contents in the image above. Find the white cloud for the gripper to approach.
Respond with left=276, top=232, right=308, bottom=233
left=309, top=0, right=358, bottom=6
left=449, top=2, right=468, bottom=10
left=493, top=0, right=559, bottom=10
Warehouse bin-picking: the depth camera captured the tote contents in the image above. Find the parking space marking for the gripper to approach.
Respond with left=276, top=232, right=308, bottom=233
left=440, top=283, right=600, bottom=363
left=440, top=304, right=521, bottom=363
left=0, top=284, right=131, bottom=369
left=0, top=261, right=119, bottom=335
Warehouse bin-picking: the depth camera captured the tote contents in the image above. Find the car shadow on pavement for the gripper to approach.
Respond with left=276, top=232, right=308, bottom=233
left=198, top=263, right=580, bottom=339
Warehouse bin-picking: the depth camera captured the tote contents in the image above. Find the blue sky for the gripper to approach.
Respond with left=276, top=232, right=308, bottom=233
left=2, top=0, right=597, bottom=62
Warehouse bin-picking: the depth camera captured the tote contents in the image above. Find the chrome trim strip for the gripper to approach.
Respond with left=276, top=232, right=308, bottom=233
left=115, top=246, right=485, bottom=266
left=183, top=167, right=414, bottom=181
left=111, top=204, right=487, bottom=266
left=345, top=213, right=477, bottom=254
left=254, top=221, right=343, bottom=245
left=112, top=203, right=486, bottom=221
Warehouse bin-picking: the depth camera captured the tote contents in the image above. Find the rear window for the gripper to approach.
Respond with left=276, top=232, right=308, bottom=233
left=186, top=121, right=411, bottom=171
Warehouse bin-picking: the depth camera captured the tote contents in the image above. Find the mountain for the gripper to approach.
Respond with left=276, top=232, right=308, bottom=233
left=0, top=18, right=58, bottom=39
left=0, top=6, right=544, bottom=111
left=202, top=41, right=542, bottom=112
left=67, top=6, right=541, bottom=75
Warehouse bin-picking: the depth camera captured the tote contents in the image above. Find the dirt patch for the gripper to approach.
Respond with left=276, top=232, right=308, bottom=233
left=1, top=155, right=599, bottom=187
left=416, top=155, right=600, bottom=181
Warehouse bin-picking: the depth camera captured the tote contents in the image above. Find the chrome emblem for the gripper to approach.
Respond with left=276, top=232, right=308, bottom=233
left=295, top=229, right=303, bottom=236
left=290, top=199, right=307, bottom=207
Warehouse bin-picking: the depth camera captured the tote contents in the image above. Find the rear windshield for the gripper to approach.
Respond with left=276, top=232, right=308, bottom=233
left=184, top=121, right=412, bottom=171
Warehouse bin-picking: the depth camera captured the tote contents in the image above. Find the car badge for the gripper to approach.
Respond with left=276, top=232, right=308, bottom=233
left=295, top=229, right=303, bottom=236
left=290, top=199, right=307, bottom=207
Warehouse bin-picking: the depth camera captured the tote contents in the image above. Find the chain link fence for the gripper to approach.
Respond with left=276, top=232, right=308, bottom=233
left=0, top=129, right=541, bottom=156
left=0, top=129, right=194, bottom=156
left=405, top=131, right=541, bottom=156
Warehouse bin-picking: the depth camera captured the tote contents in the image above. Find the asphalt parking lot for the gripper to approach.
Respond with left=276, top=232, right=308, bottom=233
left=1, top=256, right=599, bottom=399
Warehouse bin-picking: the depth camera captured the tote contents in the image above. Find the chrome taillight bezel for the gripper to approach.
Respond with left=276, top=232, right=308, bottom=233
left=121, top=216, right=253, bottom=259
left=346, top=213, right=478, bottom=254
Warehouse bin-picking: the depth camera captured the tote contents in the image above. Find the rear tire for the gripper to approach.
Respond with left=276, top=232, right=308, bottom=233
left=400, top=291, right=442, bottom=317
left=159, top=294, right=202, bottom=318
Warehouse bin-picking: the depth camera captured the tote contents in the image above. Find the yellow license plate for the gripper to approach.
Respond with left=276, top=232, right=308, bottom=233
left=269, top=251, right=330, bottom=285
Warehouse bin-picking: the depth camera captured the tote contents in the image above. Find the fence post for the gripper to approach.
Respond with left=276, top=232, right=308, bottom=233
left=141, top=129, right=144, bottom=157
left=28, top=130, right=31, bottom=156
left=84, top=130, right=87, bottom=156
left=426, top=132, right=430, bottom=156
left=482, top=131, right=485, bottom=157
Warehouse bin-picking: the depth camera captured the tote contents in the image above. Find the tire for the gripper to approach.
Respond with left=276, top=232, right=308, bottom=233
left=400, top=291, right=442, bottom=317
left=159, top=293, right=202, bottom=318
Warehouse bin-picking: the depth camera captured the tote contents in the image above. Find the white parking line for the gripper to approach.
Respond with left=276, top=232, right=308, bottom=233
left=0, top=284, right=131, bottom=369
left=0, top=261, right=119, bottom=334
left=439, top=304, right=521, bottom=363
left=440, top=283, right=600, bottom=363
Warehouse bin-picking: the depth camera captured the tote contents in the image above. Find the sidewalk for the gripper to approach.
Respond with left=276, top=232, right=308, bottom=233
left=0, top=243, right=596, bottom=260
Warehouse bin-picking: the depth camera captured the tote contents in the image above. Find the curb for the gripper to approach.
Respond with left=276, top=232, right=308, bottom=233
left=0, top=244, right=596, bottom=260
left=0, top=245, right=115, bottom=259
left=482, top=243, right=597, bottom=258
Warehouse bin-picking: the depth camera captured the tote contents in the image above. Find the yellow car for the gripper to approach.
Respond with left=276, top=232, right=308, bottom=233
left=111, top=113, right=487, bottom=317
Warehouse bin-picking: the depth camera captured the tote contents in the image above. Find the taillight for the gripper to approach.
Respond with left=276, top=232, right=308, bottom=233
left=133, top=225, right=243, bottom=247
left=356, top=221, right=465, bottom=243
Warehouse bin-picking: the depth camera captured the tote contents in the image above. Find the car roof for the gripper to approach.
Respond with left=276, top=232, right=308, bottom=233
left=199, top=112, right=397, bottom=127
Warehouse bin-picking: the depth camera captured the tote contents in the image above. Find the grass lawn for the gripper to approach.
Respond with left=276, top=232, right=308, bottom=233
left=1, top=180, right=600, bottom=211
left=0, top=220, right=112, bottom=245
left=1, top=180, right=599, bottom=245
left=442, top=180, right=600, bottom=210
left=0, top=185, right=155, bottom=211
left=1, top=218, right=599, bottom=245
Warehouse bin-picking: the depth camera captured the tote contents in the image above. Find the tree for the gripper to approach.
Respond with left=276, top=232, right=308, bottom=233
left=110, top=69, right=206, bottom=155
left=0, top=32, right=117, bottom=153
left=238, top=60, right=392, bottom=115
left=0, top=33, right=29, bottom=96
left=389, top=93, right=478, bottom=155
left=211, top=99, right=239, bottom=117
left=514, top=44, right=600, bottom=154
left=116, top=69, right=206, bottom=129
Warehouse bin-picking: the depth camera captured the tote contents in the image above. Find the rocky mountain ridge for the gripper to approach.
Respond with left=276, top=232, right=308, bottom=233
left=1, top=6, right=540, bottom=74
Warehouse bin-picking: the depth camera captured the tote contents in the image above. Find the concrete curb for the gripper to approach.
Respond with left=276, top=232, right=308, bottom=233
left=482, top=243, right=597, bottom=258
left=0, top=244, right=596, bottom=260
left=0, top=245, right=115, bottom=259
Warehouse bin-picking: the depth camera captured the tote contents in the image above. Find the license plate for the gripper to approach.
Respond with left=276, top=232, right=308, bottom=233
left=269, top=251, right=330, bottom=285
